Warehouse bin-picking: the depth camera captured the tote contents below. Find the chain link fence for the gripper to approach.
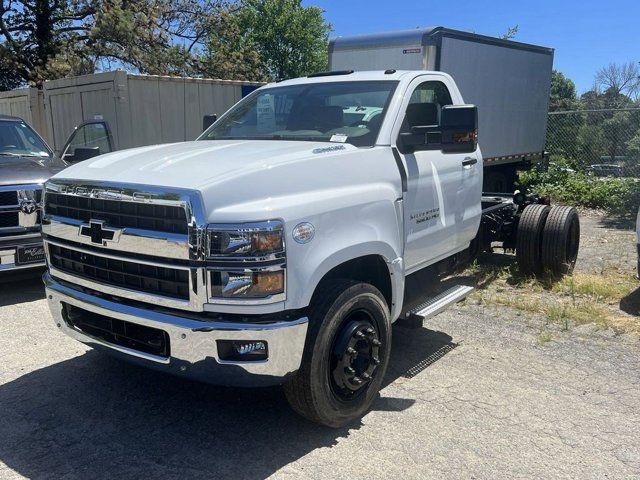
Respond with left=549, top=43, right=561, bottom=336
left=546, top=108, right=640, bottom=177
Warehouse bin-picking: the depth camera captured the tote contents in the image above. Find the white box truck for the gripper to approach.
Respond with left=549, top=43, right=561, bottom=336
left=329, top=27, right=554, bottom=192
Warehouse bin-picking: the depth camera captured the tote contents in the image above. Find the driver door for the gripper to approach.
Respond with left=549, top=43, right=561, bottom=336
left=61, top=121, right=114, bottom=163
left=395, top=76, right=481, bottom=273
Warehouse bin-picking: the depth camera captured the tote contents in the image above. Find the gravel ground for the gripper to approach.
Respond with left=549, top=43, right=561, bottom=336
left=574, top=211, right=637, bottom=275
left=0, top=214, right=639, bottom=480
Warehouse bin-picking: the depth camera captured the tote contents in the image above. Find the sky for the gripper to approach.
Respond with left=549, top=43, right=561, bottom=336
left=304, top=0, right=640, bottom=94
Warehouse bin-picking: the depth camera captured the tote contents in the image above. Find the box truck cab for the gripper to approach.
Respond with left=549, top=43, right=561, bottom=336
left=42, top=30, right=579, bottom=428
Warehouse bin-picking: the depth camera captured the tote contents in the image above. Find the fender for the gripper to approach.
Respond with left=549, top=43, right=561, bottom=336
left=286, top=240, right=405, bottom=321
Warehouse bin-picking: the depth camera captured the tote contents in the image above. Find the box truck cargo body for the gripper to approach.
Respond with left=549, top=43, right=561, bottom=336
left=329, top=27, right=554, bottom=191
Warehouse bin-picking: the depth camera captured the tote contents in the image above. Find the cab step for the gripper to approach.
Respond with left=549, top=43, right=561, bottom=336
left=397, top=285, right=474, bottom=328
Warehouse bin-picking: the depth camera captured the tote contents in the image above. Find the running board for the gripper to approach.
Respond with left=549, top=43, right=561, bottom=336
left=397, top=285, right=474, bottom=328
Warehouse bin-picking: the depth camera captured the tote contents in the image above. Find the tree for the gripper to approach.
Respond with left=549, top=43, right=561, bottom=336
left=0, top=0, right=226, bottom=89
left=198, top=7, right=265, bottom=81
left=0, top=50, right=21, bottom=89
left=549, top=70, right=578, bottom=111
left=595, top=61, right=640, bottom=102
left=501, top=24, right=518, bottom=40
left=627, top=130, right=640, bottom=158
left=601, top=111, right=636, bottom=160
left=546, top=71, right=582, bottom=162
left=237, top=0, right=331, bottom=80
left=576, top=123, right=605, bottom=167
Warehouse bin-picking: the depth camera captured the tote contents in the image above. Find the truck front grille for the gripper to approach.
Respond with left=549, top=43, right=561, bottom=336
left=0, top=187, right=41, bottom=234
left=49, top=244, right=190, bottom=300
left=63, top=302, right=170, bottom=358
left=0, top=191, right=18, bottom=206
left=45, top=192, right=188, bottom=234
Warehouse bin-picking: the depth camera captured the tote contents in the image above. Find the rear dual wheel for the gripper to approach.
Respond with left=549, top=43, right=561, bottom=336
left=516, top=204, right=580, bottom=276
left=516, top=204, right=551, bottom=275
left=541, top=206, right=580, bottom=275
left=284, top=280, right=391, bottom=428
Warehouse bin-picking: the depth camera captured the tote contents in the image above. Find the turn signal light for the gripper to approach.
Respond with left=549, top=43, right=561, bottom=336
left=253, top=270, right=284, bottom=295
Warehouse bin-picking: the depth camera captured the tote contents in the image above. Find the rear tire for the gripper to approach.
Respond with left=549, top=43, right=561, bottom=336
left=516, top=204, right=551, bottom=275
left=541, top=206, right=580, bottom=276
left=284, top=280, right=391, bottom=428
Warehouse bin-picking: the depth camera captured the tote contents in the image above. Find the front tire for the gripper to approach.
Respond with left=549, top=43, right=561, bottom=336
left=284, top=280, right=391, bottom=428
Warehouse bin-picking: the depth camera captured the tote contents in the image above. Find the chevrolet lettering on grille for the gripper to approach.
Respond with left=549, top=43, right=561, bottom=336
left=79, top=220, right=122, bottom=245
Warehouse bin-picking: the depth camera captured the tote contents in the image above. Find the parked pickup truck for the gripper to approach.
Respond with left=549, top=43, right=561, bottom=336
left=42, top=70, right=579, bottom=427
left=0, top=115, right=65, bottom=272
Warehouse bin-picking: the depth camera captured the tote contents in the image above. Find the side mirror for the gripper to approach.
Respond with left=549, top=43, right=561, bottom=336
left=65, top=146, right=101, bottom=163
left=203, top=114, right=217, bottom=132
left=440, top=105, right=477, bottom=153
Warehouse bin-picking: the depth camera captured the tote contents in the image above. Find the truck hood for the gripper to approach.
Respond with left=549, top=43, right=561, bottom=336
left=0, top=155, right=67, bottom=186
left=52, top=140, right=400, bottom=223
left=53, top=140, right=359, bottom=190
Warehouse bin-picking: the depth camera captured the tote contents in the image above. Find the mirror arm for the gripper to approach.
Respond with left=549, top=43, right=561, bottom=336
left=410, top=124, right=439, bottom=134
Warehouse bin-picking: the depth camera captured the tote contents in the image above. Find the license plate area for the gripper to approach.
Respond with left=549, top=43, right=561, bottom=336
left=17, top=245, right=45, bottom=265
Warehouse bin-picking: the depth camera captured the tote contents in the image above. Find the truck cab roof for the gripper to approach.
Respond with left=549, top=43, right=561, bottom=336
left=267, top=70, right=440, bottom=88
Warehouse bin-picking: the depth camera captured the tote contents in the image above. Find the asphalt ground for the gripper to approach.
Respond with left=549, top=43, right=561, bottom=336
left=0, top=215, right=638, bottom=479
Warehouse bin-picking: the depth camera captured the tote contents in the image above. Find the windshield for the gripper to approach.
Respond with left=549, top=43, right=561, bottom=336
left=0, top=120, right=52, bottom=158
left=199, top=80, right=398, bottom=147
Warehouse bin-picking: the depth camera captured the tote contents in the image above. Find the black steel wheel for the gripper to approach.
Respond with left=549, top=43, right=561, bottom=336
left=516, top=204, right=551, bottom=275
left=329, top=311, right=382, bottom=401
left=541, top=206, right=580, bottom=276
left=284, top=280, right=391, bottom=428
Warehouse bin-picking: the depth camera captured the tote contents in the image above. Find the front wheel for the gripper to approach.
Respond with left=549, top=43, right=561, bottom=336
left=284, top=280, right=391, bottom=428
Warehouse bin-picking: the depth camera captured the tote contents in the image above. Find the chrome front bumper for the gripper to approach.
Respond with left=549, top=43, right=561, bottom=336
left=44, top=273, right=309, bottom=386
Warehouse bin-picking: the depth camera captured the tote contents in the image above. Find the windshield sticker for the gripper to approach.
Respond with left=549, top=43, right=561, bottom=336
left=312, top=145, right=346, bottom=154
left=330, top=133, right=348, bottom=143
left=257, top=94, right=276, bottom=133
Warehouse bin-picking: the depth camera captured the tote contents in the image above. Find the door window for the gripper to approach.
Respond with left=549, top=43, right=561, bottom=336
left=402, top=81, right=453, bottom=131
left=62, top=121, right=113, bottom=162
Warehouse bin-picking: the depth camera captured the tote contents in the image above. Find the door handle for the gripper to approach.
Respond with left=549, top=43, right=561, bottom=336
left=462, top=157, right=477, bottom=167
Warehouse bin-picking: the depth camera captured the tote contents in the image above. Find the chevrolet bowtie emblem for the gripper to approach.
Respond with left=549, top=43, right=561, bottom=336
left=79, top=220, right=122, bottom=245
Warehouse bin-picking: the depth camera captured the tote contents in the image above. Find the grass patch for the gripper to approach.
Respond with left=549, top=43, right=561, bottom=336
left=550, top=273, right=637, bottom=302
left=537, top=331, right=553, bottom=345
left=468, top=260, right=639, bottom=334
left=478, top=293, right=541, bottom=314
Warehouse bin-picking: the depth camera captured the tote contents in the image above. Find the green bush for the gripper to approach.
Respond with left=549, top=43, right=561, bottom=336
left=518, top=158, right=640, bottom=216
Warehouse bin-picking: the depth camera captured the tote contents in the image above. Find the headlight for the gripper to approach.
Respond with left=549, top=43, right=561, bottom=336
left=208, top=221, right=284, bottom=259
left=206, top=221, right=286, bottom=302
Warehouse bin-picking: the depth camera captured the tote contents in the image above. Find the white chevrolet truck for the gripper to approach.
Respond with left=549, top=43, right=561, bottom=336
left=42, top=30, right=580, bottom=427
